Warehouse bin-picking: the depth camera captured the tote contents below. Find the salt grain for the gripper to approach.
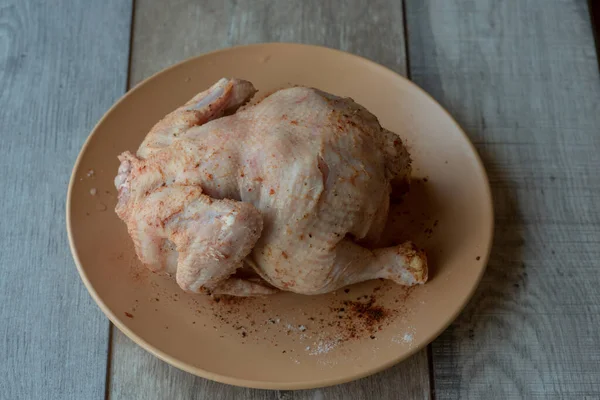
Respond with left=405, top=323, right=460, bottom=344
left=309, top=340, right=338, bottom=355
left=87, top=169, right=95, bottom=177
left=90, top=188, right=97, bottom=195
left=392, top=328, right=415, bottom=347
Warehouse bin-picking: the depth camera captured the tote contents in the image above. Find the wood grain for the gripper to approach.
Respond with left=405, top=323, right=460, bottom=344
left=108, top=1, right=430, bottom=399
left=405, top=0, right=600, bottom=398
left=0, top=1, right=132, bottom=399
left=128, top=0, right=407, bottom=86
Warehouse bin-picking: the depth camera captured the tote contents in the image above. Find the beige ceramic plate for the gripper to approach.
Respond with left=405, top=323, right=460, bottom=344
left=67, top=43, right=493, bottom=389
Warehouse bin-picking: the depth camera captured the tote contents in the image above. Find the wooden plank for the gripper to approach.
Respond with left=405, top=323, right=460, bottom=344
left=128, top=0, right=407, bottom=86
left=0, top=1, right=132, bottom=399
left=108, top=1, right=431, bottom=399
left=405, top=0, right=600, bottom=398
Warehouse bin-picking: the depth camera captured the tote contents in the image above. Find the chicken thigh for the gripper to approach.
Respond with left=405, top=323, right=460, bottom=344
left=115, top=78, right=427, bottom=296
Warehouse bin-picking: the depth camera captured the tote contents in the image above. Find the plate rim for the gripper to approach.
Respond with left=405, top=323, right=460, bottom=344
left=66, top=42, right=494, bottom=390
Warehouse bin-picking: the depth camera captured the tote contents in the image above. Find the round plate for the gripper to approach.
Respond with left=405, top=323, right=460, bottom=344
left=67, top=43, right=493, bottom=389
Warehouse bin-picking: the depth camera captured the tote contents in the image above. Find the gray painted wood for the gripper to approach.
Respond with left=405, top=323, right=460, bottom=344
left=108, top=1, right=431, bottom=399
left=405, top=0, right=600, bottom=398
left=128, top=0, right=407, bottom=86
left=0, top=1, right=132, bottom=399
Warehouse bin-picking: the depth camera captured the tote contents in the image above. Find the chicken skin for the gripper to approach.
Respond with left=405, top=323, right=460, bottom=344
left=115, top=78, right=427, bottom=296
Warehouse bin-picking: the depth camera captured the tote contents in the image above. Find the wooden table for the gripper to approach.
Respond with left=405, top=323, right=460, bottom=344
left=2, top=1, right=599, bottom=398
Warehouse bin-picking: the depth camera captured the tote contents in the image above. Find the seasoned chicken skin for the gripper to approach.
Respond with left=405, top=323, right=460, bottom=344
left=115, top=78, right=427, bottom=296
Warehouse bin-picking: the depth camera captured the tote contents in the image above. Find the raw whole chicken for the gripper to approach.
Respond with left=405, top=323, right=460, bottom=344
left=114, top=78, right=427, bottom=296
